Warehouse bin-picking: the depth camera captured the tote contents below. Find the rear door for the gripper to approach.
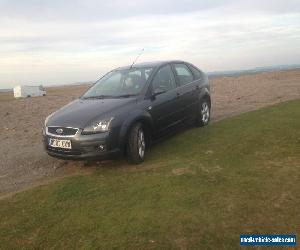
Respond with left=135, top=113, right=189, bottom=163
left=148, top=64, right=181, bottom=133
left=172, top=63, right=200, bottom=119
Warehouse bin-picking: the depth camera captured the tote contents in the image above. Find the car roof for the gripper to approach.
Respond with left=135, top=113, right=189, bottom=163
left=116, top=60, right=187, bottom=70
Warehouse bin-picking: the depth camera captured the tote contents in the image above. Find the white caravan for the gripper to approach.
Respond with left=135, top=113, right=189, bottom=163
left=14, top=85, right=46, bottom=98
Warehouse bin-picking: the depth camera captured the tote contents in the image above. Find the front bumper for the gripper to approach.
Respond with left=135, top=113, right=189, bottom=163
left=43, top=128, right=121, bottom=160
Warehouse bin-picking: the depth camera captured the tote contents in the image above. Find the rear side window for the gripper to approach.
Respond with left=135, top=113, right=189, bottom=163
left=188, top=65, right=202, bottom=80
left=173, top=63, right=194, bottom=86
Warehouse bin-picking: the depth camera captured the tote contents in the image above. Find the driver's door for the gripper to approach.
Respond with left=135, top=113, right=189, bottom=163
left=148, top=64, right=181, bottom=133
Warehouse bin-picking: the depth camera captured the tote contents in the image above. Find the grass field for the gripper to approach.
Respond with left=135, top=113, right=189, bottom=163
left=1, top=100, right=299, bottom=249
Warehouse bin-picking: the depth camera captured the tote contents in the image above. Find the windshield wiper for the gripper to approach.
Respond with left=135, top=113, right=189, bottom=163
left=83, top=94, right=138, bottom=99
left=114, top=94, right=138, bottom=98
left=83, top=95, right=114, bottom=99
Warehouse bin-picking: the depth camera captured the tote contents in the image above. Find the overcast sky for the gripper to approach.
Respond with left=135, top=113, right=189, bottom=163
left=0, top=0, right=300, bottom=88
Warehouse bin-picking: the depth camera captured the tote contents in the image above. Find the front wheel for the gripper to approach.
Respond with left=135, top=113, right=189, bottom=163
left=126, top=123, right=146, bottom=164
left=195, top=98, right=211, bottom=127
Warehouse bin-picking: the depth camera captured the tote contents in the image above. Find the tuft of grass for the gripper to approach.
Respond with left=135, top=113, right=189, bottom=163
left=1, top=100, right=300, bottom=249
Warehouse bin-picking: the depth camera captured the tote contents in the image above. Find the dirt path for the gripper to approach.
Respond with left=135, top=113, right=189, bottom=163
left=1, top=69, right=300, bottom=196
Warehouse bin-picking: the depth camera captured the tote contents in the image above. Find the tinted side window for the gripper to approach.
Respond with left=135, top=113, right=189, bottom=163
left=174, top=63, right=194, bottom=86
left=189, top=65, right=202, bottom=80
left=152, top=65, right=176, bottom=92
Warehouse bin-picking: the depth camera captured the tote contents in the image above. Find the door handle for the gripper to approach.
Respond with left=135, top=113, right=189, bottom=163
left=176, top=92, right=181, bottom=98
left=196, top=85, right=200, bottom=89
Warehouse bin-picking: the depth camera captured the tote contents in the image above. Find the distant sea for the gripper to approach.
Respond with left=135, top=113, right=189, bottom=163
left=0, top=82, right=92, bottom=92
left=0, top=88, right=12, bottom=93
left=207, top=64, right=300, bottom=77
left=1, top=64, right=300, bottom=92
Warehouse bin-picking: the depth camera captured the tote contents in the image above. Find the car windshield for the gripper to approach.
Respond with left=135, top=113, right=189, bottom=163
left=82, top=67, right=154, bottom=99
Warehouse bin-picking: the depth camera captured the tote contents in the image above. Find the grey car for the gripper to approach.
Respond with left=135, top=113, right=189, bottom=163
left=43, top=60, right=211, bottom=164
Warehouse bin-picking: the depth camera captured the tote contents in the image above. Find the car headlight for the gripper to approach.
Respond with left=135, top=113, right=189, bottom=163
left=82, top=117, right=114, bottom=134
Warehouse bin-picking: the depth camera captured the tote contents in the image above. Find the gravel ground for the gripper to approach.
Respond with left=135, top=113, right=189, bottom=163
left=1, top=69, right=300, bottom=196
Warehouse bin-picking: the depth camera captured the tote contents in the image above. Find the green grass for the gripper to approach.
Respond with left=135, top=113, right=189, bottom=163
left=1, top=100, right=300, bottom=249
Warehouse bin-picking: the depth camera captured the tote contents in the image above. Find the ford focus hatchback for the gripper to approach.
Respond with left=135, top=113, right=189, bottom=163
left=43, top=60, right=211, bottom=164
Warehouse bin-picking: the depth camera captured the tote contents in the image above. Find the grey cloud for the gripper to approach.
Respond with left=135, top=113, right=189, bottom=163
left=1, top=0, right=299, bottom=22
left=0, top=0, right=224, bottom=21
left=0, top=0, right=299, bottom=88
left=234, top=0, right=300, bottom=14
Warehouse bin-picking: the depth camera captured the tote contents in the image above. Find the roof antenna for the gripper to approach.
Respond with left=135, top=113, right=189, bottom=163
left=130, top=48, right=144, bottom=69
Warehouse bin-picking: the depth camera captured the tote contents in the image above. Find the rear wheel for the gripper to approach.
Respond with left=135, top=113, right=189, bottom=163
left=195, top=98, right=211, bottom=127
left=126, top=123, right=146, bottom=164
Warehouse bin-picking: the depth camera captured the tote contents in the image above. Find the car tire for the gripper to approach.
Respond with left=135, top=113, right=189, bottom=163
left=126, top=123, right=146, bottom=164
left=195, top=98, right=211, bottom=127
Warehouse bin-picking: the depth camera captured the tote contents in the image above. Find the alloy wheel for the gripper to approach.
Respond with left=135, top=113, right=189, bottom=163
left=137, top=129, right=145, bottom=158
left=201, top=102, right=210, bottom=124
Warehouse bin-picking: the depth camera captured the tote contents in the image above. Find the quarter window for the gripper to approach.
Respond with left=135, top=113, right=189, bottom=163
left=152, top=65, right=176, bottom=93
left=174, top=63, right=194, bottom=86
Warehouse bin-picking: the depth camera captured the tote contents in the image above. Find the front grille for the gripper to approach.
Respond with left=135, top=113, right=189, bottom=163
left=47, top=126, right=78, bottom=136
